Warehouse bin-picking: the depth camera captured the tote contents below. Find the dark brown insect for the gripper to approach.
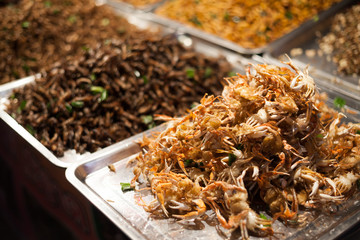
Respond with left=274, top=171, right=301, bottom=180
left=7, top=34, right=232, bottom=157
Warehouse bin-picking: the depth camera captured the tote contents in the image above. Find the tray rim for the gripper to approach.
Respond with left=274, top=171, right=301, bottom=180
left=117, top=0, right=356, bottom=55
left=65, top=127, right=360, bottom=240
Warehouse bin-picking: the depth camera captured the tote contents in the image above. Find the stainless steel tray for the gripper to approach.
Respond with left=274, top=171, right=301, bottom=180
left=117, top=0, right=356, bottom=55
left=0, top=11, right=254, bottom=168
left=263, top=1, right=360, bottom=101
left=66, top=81, right=360, bottom=239
left=105, top=0, right=165, bottom=12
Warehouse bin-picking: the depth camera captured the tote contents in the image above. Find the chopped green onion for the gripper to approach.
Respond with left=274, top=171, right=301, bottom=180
left=356, top=130, right=360, bottom=134
left=313, top=15, right=319, bottom=22
left=285, top=11, right=293, bottom=20
left=142, top=76, right=149, bottom=84
left=228, top=153, right=237, bottom=166
left=21, top=21, right=30, bottom=28
left=44, top=1, right=52, bottom=7
left=120, top=183, right=134, bottom=192
left=228, top=71, right=236, bottom=77
left=204, top=67, right=212, bottom=78
left=184, top=159, right=194, bottom=167
left=17, top=100, right=27, bottom=113
left=100, top=89, right=108, bottom=102
left=26, top=124, right=36, bottom=136
left=186, top=68, right=196, bottom=79
left=22, top=64, right=30, bottom=73
left=65, top=103, right=72, bottom=113
left=333, top=97, right=346, bottom=109
left=90, top=86, right=105, bottom=94
left=316, top=134, right=324, bottom=138
left=189, top=16, right=202, bottom=26
left=260, top=213, right=268, bottom=220
left=81, top=46, right=90, bottom=52
left=148, top=122, right=156, bottom=129
left=90, top=73, right=96, bottom=81
left=224, top=11, right=230, bottom=21
left=68, top=15, right=77, bottom=24
left=141, top=115, right=153, bottom=125
left=71, top=101, right=84, bottom=108
left=53, top=9, right=61, bottom=14
left=235, top=144, right=243, bottom=150
left=101, top=18, right=110, bottom=26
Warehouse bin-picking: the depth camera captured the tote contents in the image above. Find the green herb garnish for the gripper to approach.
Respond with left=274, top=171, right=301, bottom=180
left=26, top=124, right=36, bottom=136
left=316, top=134, right=324, bottom=138
left=228, top=153, right=237, bottom=166
left=204, top=67, right=212, bottom=78
left=68, top=15, right=77, bottom=24
left=90, top=86, right=105, bottom=94
left=22, top=64, right=30, bottom=74
left=228, top=71, right=236, bottom=77
left=65, top=103, right=72, bottom=113
left=313, top=15, right=319, bottom=22
left=142, top=76, right=149, bottom=84
left=285, top=11, right=293, bottom=20
left=333, top=97, right=346, bottom=109
left=120, top=183, right=134, bottom=192
left=53, top=9, right=61, bottom=14
left=17, top=100, right=27, bottom=113
left=235, top=144, right=243, bottom=150
left=356, top=130, right=360, bottom=134
left=71, top=101, right=84, bottom=108
left=44, top=1, right=52, bottom=7
left=101, top=18, right=110, bottom=26
left=224, top=11, right=230, bottom=21
left=21, top=21, right=30, bottom=28
left=100, top=89, right=108, bottom=102
left=184, top=159, right=194, bottom=167
left=186, top=68, right=196, bottom=79
left=189, top=16, right=202, bottom=26
left=141, top=115, right=153, bottom=125
left=90, top=73, right=96, bottom=81
left=259, top=213, right=272, bottom=227
left=81, top=46, right=90, bottom=52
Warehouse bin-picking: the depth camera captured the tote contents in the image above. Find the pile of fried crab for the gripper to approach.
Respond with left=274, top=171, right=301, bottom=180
left=131, top=61, right=360, bottom=239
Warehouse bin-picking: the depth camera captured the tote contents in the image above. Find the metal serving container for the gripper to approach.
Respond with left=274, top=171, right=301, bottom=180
left=65, top=77, right=360, bottom=239
left=263, top=1, right=360, bottom=101
left=0, top=11, right=254, bottom=168
left=105, top=0, right=165, bottom=12
left=109, top=0, right=357, bottom=55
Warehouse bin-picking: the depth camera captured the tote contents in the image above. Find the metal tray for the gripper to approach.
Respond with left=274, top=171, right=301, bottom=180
left=263, top=1, right=360, bottom=101
left=105, top=0, right=165, bottom=12
left=118, top=0, right=357, bottom=55
left=0, top=11, right=254, bottom=168
left=66, top=80, right=360, bottom=239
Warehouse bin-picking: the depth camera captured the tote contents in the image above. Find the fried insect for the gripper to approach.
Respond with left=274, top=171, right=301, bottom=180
left=132, top=63, right=360, bottom=239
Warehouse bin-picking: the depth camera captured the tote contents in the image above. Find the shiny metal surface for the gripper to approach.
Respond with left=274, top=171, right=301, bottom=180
left=66, top=74, right=360, bottom=239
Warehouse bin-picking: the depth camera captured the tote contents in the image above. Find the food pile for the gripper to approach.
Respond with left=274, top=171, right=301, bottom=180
left=132, top=62, right=360, bottom=238
left=319, top=4, right=360, bottom=75
left=6, top=35, right=232, bottom=157
left=0, top=0, right=138, bottom=84
left=155, top=0, right=341, bottom=49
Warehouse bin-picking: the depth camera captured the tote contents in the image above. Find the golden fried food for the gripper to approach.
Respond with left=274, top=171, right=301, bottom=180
left=132, top=62, right=360, bottom=238
left=156, top=0, right=341, bottom=49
